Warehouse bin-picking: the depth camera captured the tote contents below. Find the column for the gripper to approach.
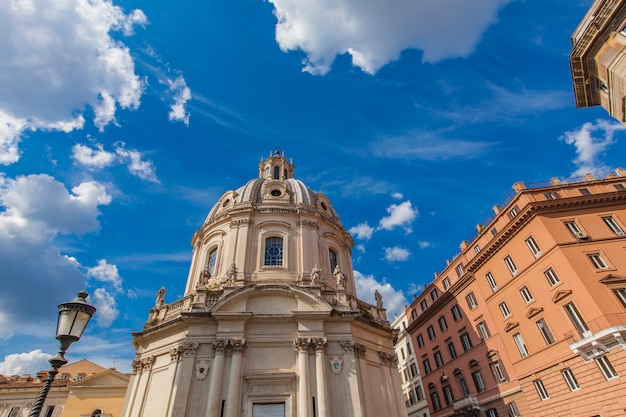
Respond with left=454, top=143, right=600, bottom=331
left=225, top=339, right=246, bottom=417
left=169, top=342, right=199, bottom=417
left=295, top=338, right=311, bottom=417
left=206, top=340, right=227, bottom=417
left=378, top=352, right=393, bottom=417
left=313, top=338, right=328, bottom=417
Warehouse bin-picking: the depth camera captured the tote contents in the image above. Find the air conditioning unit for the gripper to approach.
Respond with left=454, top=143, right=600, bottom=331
left=575, top=231, right=589, bottom=240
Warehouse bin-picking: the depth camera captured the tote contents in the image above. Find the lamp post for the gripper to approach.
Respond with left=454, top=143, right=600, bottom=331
left=28, top=291, right=96, bottom=417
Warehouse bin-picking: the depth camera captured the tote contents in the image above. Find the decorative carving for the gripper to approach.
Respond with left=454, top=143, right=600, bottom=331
left=212, top=339, right=228, bottom=354
left=170, top=347, right=180, bottom=362
left=334, top=265, right=346, bottom=289
left=313, top=337, right=327, bottom=352
left=329, top=356, right=343, bottom=375
left=339, top=339, right=355, bottom=353
left=196, top=269, right=210, bottom=289
left=294, top=338, right=311, bottom=353
left=224, top=263, right=238, bottom=286
left=230, top=219, right=250, bottom=228
left=310, top=264, right=321, bottom=286
left=231, top=339, right=247, bottom=353
left=354, top=343, right=367, bottom=358
left=131, top=357, right=142, bottom=373
left=195, top=360, right=210, bottom=379
left=154, top=286, right=166, bottom=309
left=375, top=289, right=384, bottom=310
left=378, top=352, right=396, bottom=366
left=137, top=356, right=154, bottom=372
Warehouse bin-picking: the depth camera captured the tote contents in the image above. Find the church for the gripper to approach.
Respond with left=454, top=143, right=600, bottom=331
left=120, top=151, right=407, bottom=417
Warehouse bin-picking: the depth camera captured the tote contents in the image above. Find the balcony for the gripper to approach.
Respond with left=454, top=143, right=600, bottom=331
left=453, top=395, right=482, bottom=414
left=564, top=313, right=626, bottom=361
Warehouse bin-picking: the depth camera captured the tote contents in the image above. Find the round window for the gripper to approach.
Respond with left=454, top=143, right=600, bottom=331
left=320, top=201, right=328, bottom=210
left=222, top=199, right=230, bottom=207
left=270, top=189, right=282, bottom=197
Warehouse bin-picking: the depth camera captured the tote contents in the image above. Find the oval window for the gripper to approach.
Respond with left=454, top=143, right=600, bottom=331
left=270, top=189, right=282, bottom=197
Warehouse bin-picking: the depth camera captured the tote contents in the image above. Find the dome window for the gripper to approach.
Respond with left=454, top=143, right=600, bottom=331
left=329, top=249, right=338, bottom=272
left=273, top=166, right=280, bottom=180
left=264, top=237, right=284, bottom=266
left=222, top=199, right=230, bottom=207
left=270, top=189, right=282, bottom=197
left=320, top=201, right=328, bottom=210
left=207, top=248, right=217, bottom=275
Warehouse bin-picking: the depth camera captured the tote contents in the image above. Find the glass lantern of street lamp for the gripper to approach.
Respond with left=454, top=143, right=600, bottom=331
left=56, top=290, right=97, bottom=356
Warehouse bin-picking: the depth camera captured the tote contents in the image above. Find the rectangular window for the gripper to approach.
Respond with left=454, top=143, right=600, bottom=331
left=410, top=363, right=418, bottom=378
left=486, top=272, right=498, bottom=292
left=430, top=391, right=441, bottom=411
left=564, top=302, right=589, bottom=335
left=533, top=379, right=549, bottom=400
left=451, top=305, right=462, bottom=321
left=403, top=369, right=408, bottom=382
left=614, top=183, right=626, bottom=191
left=595, top=355, right=618, bottom=380
left=544, top=267, right=560, bottom=286
left=465, top=292, right=478, bottom=309
left=471, top=370, right=486, bottom=392
left=434, top=351, right=444, bottom=368
left=602, top=216, right=625, bottom=236
left=562, top=368, right=580, bottom=391
left=438, top=316, right=448, bottom=332
left=415, top=385, right=425, bottom=401
left=477, top=321, right=491, bottom=340
left=442, top=277, right=450, bottom=290
left=536, top=318, right=556, bottom=345
left=519, top=286, right=534, bottom=303
left=442, top=385, right=454, bottom=406
left=588, top=253, right=609, bottom=269
left=491, top=227, right=498, bottom=237
left=252, top=403, right=285, bottom=417
left=420, top=299, right=428, bottom=311
left=513, top=333, right=529, bottom=358
left=456, top=263, right=464, bottom=277
left=423, top=358, right=432, bottom=375
left=264, top=236, right=284, bottom=266
left=614, top=288, right=626, bottom=308
left=504, top=255, right=518, bottom=276
left=460, top=332, right=473, bottom=351
left=564, top=220, right=586, bottom=239
left=507, top=402, right=520, bottom=417
left=499, top=301, right=511, bottom=318
left=487, top=408, right=499, bottom=417
left=411, top=309, right=417, bottom=320
left=544, top=191, right=559, bottom=200
left=430, top=288, right=439, bottom=302
left=406, top=341, right=412, bottom=355
left=508, top=206, right=519, bottom=219
left=458, top=376, right=470, bottom=397
left=474, top=244, right=481, bottom=254
left=401, top=348, right=405, bottom=360
left=578, top=187, right=592, bottom=196
left=491, top=360, right=508, bottom=383
left=417, top=334, right=424, bottom=348
left=448, top=342, right=457, bottom=359
left=427, top=325, right=436, bottom=340
left=525, top=236, right=542, bottom=257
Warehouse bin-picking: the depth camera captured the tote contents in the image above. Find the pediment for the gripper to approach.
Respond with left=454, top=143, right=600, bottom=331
left=552, top=290, right=572, bottom=304
left=504, top=322, right=519, bottom=332
left=69, top=369, right=130, bottom=388
left=599, top=274, right=626, bottom=285
left=526, top=307, right=544, bottom=319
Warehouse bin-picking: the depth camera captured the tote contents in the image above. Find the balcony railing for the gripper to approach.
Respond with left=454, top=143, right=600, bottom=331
left=453, top=394, right=480, bottom=411
left=564, top=313, right=626, bottom=361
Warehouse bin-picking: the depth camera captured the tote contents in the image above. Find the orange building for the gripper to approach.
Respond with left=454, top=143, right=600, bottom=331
left=406, top=170, right=626, bottom=417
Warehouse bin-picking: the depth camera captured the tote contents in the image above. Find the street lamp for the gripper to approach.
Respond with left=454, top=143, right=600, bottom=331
left=28, top=291, right=96, bottom=417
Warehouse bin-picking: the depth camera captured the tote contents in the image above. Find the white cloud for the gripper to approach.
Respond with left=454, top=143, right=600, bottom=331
left=560, top=119, right=626, bottom=178
left=0, top=0, right=147, bottom=163
left=378, top=200, right=418, bottom=233
left=369, top=133, right=491, bottom=161
left=0, top=174, right=111, bottom=338
left=71, top=142, right=159, bottom=183
left=391, top=192, right=403, bottom=200
left=72, top=143, right=117, bottom=169
left=0, top=350, right=52, bottom=376
left=349, top=222, right=374, bottom=240
left=115, top=143, right=159, bottom=183
left=86, top=259, right=123, bottom=292
left=354, top=270, right=407, bottom=318
left=384, top=246, right=411, bottom=262
left=166, top=75, right=192, bottom=125
left=417, top=240, right=432, bottom=249
left=91, top=288, right=119, bottom=327
left=268, top=0, right=511, bottom=75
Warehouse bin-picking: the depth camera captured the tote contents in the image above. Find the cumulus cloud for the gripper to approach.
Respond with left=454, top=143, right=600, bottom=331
left=91, top=288, right=119, bottom=327
left=86, top=259, right=123, bottom=292
left=0, top=350, right=52, bottom=376
left=417, top=240, right=432, bottom=249
left=349, top=222, right=374, bottom=240
left=384, top=246, right=411, bottom=262
left=268, top=0, right=511, bottom=75
left=378, top=200, right=418, bottom=233
left=166, top=75, right=192, bottom=125
left=560, top=119, right=626, bottom=178
left=72, top=142, right=159, bottom=182
left=0, top=174, right=111, bottom=338
left=0, top=0, right=147, bottom=164
left=391, top=192, right=403, bottom=200
left=354, top=270, right=407, bottom=318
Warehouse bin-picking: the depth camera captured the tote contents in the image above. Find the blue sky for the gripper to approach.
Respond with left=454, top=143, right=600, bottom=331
left=1, top=0, right=625, bottom=375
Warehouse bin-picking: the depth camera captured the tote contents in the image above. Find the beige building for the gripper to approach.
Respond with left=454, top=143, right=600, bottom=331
left=121, top=152, right=407, bottom=417
left=0, top=360, right=128, bottom=417
left=406, top=170, right=626, bottom=417
left=570, top=0, right=626, bottom=122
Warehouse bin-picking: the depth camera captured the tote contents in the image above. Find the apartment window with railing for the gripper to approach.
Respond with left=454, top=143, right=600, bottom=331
left=465, top=292, right=478, bottom=309
left=536, top=318, right=556, bottom=345
left=451, top=304, right=462, bottom=321
left=471, top=368, right=486, bottom=392
left=456, top=373, right=470, bottom=397
left=490, top=359, right=509, bottom=384
left=504, top=255, right=518, bottom=276
left=533, top=379, right=549, bottom=400
left=519, top=286, right=534, bottom=304
left=499, top=301, right=511, bottom=318
left=544, top=267, right=560, bottom=286
left=595, top=355, right=618, bottom=380
left=587, top=252, right=609, bottom=270
left=513, top=332, right=529, bottom=358
left=486, top=272, right=498, bottom=292
left=487, top=408, right=499, bottom=417
left=442, top=384, right=454, bottom=406
left=562, top=368, right=580, bottom=391
left=602, top=215, right=625, bottom=236
left=507, top=402, right=520, bottom=417
left=477, top=321, right=491, bottom=340
left=525, top=236, right=542, bottom=258
left=438, top=315, right=448, bottom=332
left=564, top=302, right=589, bottom=335
left=564, top=220, right=587, bottom=239
left=430, top=388, right=441, bottom=411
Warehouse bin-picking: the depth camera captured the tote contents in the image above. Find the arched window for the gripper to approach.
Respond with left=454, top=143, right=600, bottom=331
left=91, top=409, right=103, bottom=417
left=329, top=249, right=338, bottom=272
left=273, top=166, right=280, bottom=179
left=207, top=248, right=217, bottom=275
left=264, top=237, right=284, bottom=266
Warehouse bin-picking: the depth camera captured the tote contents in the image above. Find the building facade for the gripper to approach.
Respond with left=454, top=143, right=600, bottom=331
left=406, top=170, right=626, bottom=417
left=121, top=152, right=407, bottom=417
left=392, top=311, right=430, bottom=417
left=570, top=0, right=626, bottom=123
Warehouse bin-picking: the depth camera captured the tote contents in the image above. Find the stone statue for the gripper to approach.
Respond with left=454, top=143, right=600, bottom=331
left=196, top=269, right=210, bottom=288
left=225, top=262, right=238, bottom=286
left=155, top=286, right=165, bottom=309
left=375, top=289, right=384, bottom=309
left=334, top=265, right=346, bottom=289
left=310, top=263, right=321, bottom=286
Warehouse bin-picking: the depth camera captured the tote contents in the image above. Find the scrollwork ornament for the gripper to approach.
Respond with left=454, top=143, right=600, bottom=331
left=212, top=339, right=227, bottom=354
left=339, top=339, right=355, bottom=353
left=294, top=337, right=311, bottom=353
left=231, top=339, right=247, bottom=353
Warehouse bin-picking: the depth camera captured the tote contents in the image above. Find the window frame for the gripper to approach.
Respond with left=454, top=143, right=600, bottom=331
left=561, top=368, right=580, bottom=391
left=614, top=288, right=626, bottom=308
left=595, top=355, right=618, bottom=380
left=490, top=359, right=508, bottom=384
left=499, top=301, right=511, bottom=318
left=460, top=332, right=473, bottom=351
left=451, top=305, right=462, bottom=321
left=519, top=286, right=534, bottom=304
left=513, top=332, right=529, bottom=358
left=504, top=255, right=518, bottom=276
left=442, top=277, right=450, bottom=290
left=438, top=315, right=448, bottom=332
left=416, top=334, right=424, bottom=349
left=602, top=215, right=625, bottom=236
left=427, top=325, right=436, bottom=341
left=564, top=302, right=589, bottom=335
left=471, top=369, right=486, bottom=392
left=486, top=271, right=498, bottom=292
left=525, top=236, right=542, bottom=258
left=533, top=379, right=549, bottom=400
left=477, top=321, right=491, bottom=340
left=263, top=236, right=285, bottom=266
left=434, top=351, right=444, bottom=368
left=544, top=267, right=560, bottom=287
left=564, top=220, right=586, bottom=239
left=465, top=292, right=478, bottom=309
left=536, top=318, right=556, bottom=345
left=587, top=252, right=609, bottom=270
left=448, top=342, right=457, bottom=359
